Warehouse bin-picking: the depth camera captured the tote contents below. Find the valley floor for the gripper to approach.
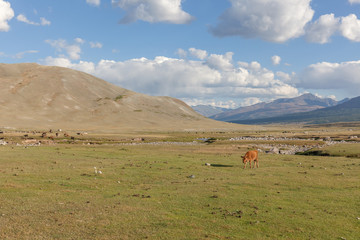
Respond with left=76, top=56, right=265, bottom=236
left=0, top=126, right=359, bottom=239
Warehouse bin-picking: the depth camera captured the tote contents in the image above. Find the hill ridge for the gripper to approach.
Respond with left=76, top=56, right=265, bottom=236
left=0, top=63, right=235, bottom=132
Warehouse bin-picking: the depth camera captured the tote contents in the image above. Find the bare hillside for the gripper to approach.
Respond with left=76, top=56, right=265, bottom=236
left=0, top=63, right=240, bottom=132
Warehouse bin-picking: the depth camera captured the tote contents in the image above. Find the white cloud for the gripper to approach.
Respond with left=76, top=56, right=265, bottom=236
left=17, top=14, right=36, bottom=25
left=45, top=39, right=83, bottom=60
left=340, top=14, right=360, bottom=42
left=177, top=48, right=208, bottom=60
left=42, top=56, right=73, bottom=68
left=0, top=0, right=14, bottom=31
left=240, top=97, right=262, bottom=107
left=90, top=42, right=103, bottom=48
left=304, top=13, right=360, bottom=43
left=16, top=14, right=51, bottom=26
left=349, top=0, right=360, bottom=4
left=271, top=55, right=281, bottom=65
left=111, top=0, right=194, bottom=24
left=40, top=17, right=51, bottom=26
left=276, top=71, right=293, bottom=82
left=297, top=60, right=360, bottom=95
left=176, top=48, right=187, bottom=58
left=305, top=14, right=340, bottom=44
left=42, top=50, right=299, bottom=106
left=184, top=99, right=238, bottom=109
left=75, top=38, right=85, bottom=44
left=14, top=50, right=38, bottom=59
left=209, top=1, right=360, bottom=44
left=189, top=48, right=208, bottom=60
left=86, top=0, right=100, bottom=6
left=206, top=52, right=234, bottom=71
left=211, top=0, right=314, bottom=43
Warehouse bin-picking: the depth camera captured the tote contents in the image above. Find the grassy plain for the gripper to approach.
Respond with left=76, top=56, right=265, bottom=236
left=0, top=127, right=359, bottom=239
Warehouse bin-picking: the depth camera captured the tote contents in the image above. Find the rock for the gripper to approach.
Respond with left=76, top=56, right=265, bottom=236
left=270, top=147, right=280, bottom=154
left=187, top=175, right=195, bottom=179
left=205, top=163, right=211, bottom=166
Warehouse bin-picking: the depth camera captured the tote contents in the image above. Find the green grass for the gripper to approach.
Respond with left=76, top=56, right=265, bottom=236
left=114, top=95, right=124, bottom=101
left=298, top=143, right=360, bottom=158
left=0, top=143, right=359, bottom=239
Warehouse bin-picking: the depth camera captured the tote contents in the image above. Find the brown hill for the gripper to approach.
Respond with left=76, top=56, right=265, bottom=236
left=0, top=63, right=242, bottom=132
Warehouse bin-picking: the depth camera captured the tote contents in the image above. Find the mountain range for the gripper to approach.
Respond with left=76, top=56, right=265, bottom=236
left=232, top=95, right=360, bottom=125
left=0, top=63, right=237, bottom=132
left=209, top=93, right=341, bottom=122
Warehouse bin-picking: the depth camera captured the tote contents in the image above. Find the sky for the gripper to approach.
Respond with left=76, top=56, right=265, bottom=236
left=1, top=0, right=360, bottom=109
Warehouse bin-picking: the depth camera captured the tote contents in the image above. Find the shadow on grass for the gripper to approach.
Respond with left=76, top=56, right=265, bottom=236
left=210, top=164, right=234, bottom=168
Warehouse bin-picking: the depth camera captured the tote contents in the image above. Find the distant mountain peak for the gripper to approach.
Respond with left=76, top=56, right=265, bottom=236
left=211, top=93, right=339, bottom=122
left=233, top=95, right=360, bottom=125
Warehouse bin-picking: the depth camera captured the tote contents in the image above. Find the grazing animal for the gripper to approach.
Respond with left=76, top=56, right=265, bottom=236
left=242, top=150, right=259, bottom=169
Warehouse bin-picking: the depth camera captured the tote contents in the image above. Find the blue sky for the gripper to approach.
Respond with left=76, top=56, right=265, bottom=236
left=1, top=0, right=360, bottom=108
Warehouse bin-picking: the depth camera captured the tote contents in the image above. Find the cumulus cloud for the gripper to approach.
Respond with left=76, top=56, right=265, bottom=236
left=297, top=60, right=360, bottom=95
left=16, top=14, right=51, bottom=26
left=306, top=14, right=340, bottom=43
left=111, top=0, right=194, bottom=24
left=340, top=14, right=360, bottom=42
left=177, top=48, right=208, bottom=60
left=42, top=56, right=73, bottom=67
left=210, top=0, right=314, bottom=43
left=209, top=0, right=360, bottom=44
left=189, top=48, right=208, bottom=60
left=0, top=0, right=14, bottom=32
left=45, top=39, right=83, bottom=60
left=304, top=13, right=360, bottom=43
left=276, top=71, right=294, bottom=82
left=42, top=49, right=299, bottom=107
left=271, top=55, right=281, bottom=65
left=206, top=52, right=234, bottom=71
left=86, top=0, right=100, bottom=6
